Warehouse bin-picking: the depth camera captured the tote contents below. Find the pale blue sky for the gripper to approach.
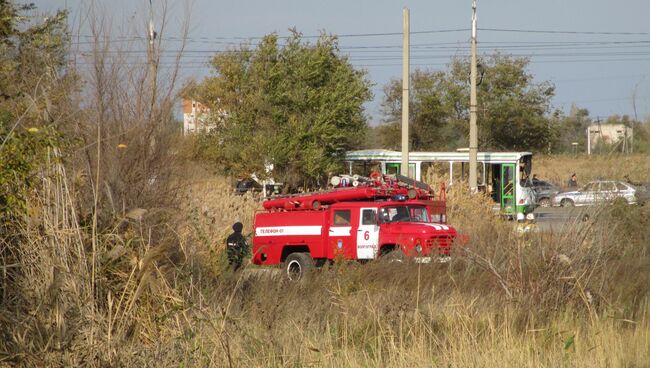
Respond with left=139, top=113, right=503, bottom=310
left=38, top=0, right=650, bottom=123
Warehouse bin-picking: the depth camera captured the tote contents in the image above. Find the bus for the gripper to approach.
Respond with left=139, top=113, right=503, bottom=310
left=345, top=149, right=536, bottom=219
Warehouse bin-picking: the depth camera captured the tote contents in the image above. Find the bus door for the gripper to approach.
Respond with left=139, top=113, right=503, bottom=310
left=501, top=164, right=516, bottom=214
left=490, top=164, right=501, bottom=203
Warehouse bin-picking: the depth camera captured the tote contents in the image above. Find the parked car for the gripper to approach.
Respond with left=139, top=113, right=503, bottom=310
left=552, top=180, right=636, bottom=207
left=235, top=178, right=283, bottom=196
left=529, top=179, right=560, bottom=207
left=625, top=176, right=650, bottom=205
left=632, top=183, right=650, bottom=205
left=235, top=178, right=261, bottom=194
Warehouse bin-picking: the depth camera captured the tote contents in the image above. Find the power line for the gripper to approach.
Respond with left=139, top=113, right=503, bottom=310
left=69, top=47, right=650, bottom=64
left=67, top=26, right=650, bottom=46
left=69, top=39, right=650, bottom=56
left=556, top=97, right=632, bottom=104
left=480, top=28, right=650, bottom=36
left=347, top=51, right=650, bottom=61
left=67, top=27, right=471, bottom=45
left=69, top=55, right=650, bottom=68
left=553, top=74, right=647, bottom=82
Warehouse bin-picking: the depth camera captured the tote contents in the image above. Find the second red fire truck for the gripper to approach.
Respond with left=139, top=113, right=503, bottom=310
left=252, top=174, right=458, bottom=280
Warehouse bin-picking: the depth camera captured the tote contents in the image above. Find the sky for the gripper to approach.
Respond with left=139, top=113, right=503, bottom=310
left=38, top=0, right=650, bottom=124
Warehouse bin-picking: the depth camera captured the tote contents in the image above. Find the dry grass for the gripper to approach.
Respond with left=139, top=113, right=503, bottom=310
left=534, top=154, right=650, bottom=186
left=1, top=156, right=649, bottom=367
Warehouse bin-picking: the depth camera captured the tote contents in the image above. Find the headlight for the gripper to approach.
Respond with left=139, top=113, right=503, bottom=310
left=415, top=244, right=422, bottom=253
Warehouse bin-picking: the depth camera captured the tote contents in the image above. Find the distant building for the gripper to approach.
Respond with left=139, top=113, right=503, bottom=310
left=587, top=123, right=633, bottom=154
left=182, top=99, right=211, bottom=135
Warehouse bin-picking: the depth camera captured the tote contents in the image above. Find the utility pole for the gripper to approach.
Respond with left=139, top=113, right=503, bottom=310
left=148, top=0, right=157, bottom=116
left=401, top=8, right=410, bottom=178
left=468, top=0, right=478, bottom=192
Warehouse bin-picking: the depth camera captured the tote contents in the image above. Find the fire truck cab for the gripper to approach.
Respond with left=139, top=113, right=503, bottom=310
left=252, top=175, right=458, bottom=280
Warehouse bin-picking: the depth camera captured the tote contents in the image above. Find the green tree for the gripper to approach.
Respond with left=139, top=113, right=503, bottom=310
left=553, top=104, right=591, bottom=153
left=192, top=31, right=372, bottom=188
left=0, top=1, right=73, bottom=224
left=633, top=117, right=650, bottom=153
left=379, top=55, right=555, bottom=152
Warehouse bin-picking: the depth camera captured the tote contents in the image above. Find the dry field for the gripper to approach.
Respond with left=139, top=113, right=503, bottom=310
left=534, top=154, right=650, bottom=186
left=1, top=156, right=649, bottom=367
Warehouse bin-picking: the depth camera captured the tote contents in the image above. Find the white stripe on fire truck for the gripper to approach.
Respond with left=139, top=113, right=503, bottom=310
left=328, top=226, right=352, bottom=236
left=423, top=223, right=449, bottom=231
left=255, top=226, right=322, bottom=237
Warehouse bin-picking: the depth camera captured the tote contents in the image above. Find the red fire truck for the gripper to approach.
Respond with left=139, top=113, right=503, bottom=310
left=252, top=174, right=457, bottom=280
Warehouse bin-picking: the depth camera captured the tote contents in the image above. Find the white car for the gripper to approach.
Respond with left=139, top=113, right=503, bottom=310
left=552, top=180, right=636, bottom=207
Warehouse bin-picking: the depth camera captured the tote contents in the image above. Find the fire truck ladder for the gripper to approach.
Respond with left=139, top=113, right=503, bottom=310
left=262, top=174, right=434, bottom=211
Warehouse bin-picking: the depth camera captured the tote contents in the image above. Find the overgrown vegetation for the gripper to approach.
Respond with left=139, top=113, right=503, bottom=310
left=533, top=153, right=650, bottom=185
left=379, top=55, right=555, bottom=152
left=186, top=31, right=372, bottom=189
left=373, top=56, right=650, bottom=155
left=0, top=0, right=73, bottom=231
left=1, top=2, right=649, bottom=367
left=3, top=148, right=650, bottom=366
left=1, top=1, right=189, bottom=364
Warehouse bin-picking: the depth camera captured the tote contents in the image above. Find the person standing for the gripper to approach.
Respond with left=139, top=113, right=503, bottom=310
left=226, top=222, right=249, bottom=271
left=567, top=173, right=578, bottom=188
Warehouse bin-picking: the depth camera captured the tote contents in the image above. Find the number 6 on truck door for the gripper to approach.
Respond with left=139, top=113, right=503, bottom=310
left=357, top=208, right=379, bottom=259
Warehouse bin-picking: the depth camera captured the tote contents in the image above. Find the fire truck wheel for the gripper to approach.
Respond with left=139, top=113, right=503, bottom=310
left=284, top=253, right=314, bottom=281
left=381, top=247, right=406, bottom=263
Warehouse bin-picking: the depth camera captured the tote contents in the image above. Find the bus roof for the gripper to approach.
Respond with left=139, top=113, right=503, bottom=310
left=345, top=149, right=532, bottom=164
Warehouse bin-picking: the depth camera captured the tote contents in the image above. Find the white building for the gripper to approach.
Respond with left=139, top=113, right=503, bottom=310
left=587, top=123, right=633, bottom=154
left=182, top=99, right=210, bottom=135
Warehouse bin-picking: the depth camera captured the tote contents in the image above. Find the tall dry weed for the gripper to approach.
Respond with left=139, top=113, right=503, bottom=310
left=2, top=155, right=649, bottom=367
left=149, top=166, right=649, bottom=367
left=0, top=149, right=95, bottom=361
left=534, top=154, right=650, bottom=186
left=175, top=165, right=261, bottom=273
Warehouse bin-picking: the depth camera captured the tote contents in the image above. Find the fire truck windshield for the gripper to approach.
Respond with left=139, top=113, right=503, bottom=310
left=379, top=205, right=430, bottom=223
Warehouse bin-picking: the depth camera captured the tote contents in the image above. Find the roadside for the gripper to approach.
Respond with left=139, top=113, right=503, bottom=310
left=534, top=206, right=594, bottom=232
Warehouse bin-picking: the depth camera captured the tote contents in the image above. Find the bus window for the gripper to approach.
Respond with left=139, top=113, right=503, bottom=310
left=385, top=163, right=416, bottom=179
left=451, top=162, right=467, bottom=183
left=349, top=161, right=380, bottom=177
left=421, top=162, right=448, bottom=186
left=386, top=163, right=400, bottom=176
left=503, top=166, right=514, bottom=194
left=522, top=155, right=532, bottom=176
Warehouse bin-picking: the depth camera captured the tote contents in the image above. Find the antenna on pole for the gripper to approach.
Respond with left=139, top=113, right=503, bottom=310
left=468, top=0, right=479, bottom=192
left=147, top=0, right=158, bottom=118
